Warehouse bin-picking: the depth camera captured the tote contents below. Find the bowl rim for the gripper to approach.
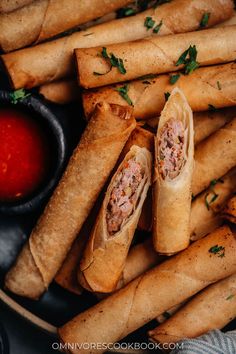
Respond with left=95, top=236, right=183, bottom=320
left=0, top=90, right=67, bottom=215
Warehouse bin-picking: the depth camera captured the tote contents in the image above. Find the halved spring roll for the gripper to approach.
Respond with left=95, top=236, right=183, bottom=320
left=153, top=88, right=194, bottom=254
left=79, top=145, right=152, bottom=293
left=146, top=107, right=236, bottom=146
left=149, top=273, right=236, bottom=346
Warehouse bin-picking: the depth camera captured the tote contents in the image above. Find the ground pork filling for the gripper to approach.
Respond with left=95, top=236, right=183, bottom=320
left=106, top=158, right=144, bottom=236
left=158, top=118, right=185, bottom=180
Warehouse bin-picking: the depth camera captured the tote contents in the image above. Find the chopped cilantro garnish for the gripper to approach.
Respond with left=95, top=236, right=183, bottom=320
left=144, top=16, right=155, bottom=30
left=153, top=20, right=163, bottom=34
left=209, top=245, right=225, bottom=258
left=200, top=13, right=210, bottom=28
left=116, top=7, right=136, bottom=18
left=94, top=47, right=126, bottom=75
left=9, top=89, right=31, bottom=104
left=169, top=74, right=180, bottom=85
left=116, top=85, right=133, bottom=106
left=175, top=45, right=199, bottom=75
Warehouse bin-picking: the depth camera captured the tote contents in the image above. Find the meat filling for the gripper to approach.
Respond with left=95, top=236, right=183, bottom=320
left=158, top=118, right=185, bottom=180
left=106, top=159, right=144, bottom=236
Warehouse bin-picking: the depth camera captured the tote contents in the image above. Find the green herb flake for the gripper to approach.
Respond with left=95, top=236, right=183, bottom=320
left=164, top=92, right=170, bottom=101
left=116, top=7, right=136, bottom=18
left=217, top=81, right=222, bottom=90
left=153, top=20, right=163, bottom=34
left=200, top=12, right=210, bottom=28
left=116, top=85, right=133, bottom=106
left=226, top=294, right=235, bottom=300
left=95, top=47, right=127, bottom=75
left=9, top=89, right=31, bottom=104
left=175, top=45, right=199, bottom=75
left=169, top=74, right=180, bottom=85
left=208, top=245, right=225, bottom=258
left=144, top=16, right=155, bottom=30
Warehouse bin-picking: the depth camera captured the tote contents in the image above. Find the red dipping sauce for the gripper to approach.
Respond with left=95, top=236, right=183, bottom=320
left=0, top=108, right=50, bottom=202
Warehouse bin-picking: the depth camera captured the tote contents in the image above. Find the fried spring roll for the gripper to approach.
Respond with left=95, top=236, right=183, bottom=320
left=146, top=108, right=236, bottom=145
left=59, top=226, right=236, bottom=354
left=79, top=145, right=152, bottom=293
left=215, top=10, right=236, bottom=27
left=83, top=63, right=236, bottom=120
left=149, top=273, right=236, bottom=345
left=156, top=302, right=187, bottom=324
left=116, top=239, right=163, bottom=290
left=39, top=79, right=79, bottom=105
left=222, top=195, right=236, bottom=224
left=0, top=0, right=33, bottom=13
left=190, top=168, right=236, bottom=241
left=192, top=117, right=236, bottom=196
left=5, top=102, right=136, bottom=299
left=0, top=0, right=133, bottom=52
left=153, top=88, right=194, bottom=254
left=76, top=26, right=236, bottom=89
left=1, top=0, right=233, bottom=89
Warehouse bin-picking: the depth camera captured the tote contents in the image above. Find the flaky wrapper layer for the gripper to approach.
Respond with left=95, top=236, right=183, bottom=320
left=83, top=63, right=236, bottom=120
left=192, top=117, right=236, bottom=196
left=79, top=145, right=152, bottom=293
left=1, top=0, right=233, bottom=88
left=190, top=168, right=236, bottom=241
left=149, top=273, right=236, bottom=345
left=5, top=102, right=135, bottom=299
left=153, top=88, right=194, bottom=254
left=77, top=26, right=236, bottom=88
left=59, top=226, right=236, bottom=354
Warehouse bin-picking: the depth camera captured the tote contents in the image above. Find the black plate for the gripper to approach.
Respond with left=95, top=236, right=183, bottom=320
left=0, top=68, right=235, bottom=352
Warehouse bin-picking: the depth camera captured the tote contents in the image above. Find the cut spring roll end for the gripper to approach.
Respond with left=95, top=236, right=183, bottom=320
left=153, top=88, right=194, bottom=254
left=79, top=145, right=152, bottom=293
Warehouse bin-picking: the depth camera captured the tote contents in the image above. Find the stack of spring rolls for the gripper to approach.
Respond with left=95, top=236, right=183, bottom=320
left=2, top=0, right=236, bottom=353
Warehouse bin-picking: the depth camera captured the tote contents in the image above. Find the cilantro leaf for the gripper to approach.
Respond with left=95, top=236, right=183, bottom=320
left=153, top=20, right=163, bottom=34
left=144, top=16, right=155, bottom=30
left=169, top=74, right=180, bottom=85
left=175, top=45, right=199, bottom=75
left=9, top=89, right=31, bottom=104
left=94, top=47, right=127, bottom=75
left=116, top=85, right=133, bottom=106
left=208, top=245, right=225, bottom=258
left=200, top=13, right=210, bottom=28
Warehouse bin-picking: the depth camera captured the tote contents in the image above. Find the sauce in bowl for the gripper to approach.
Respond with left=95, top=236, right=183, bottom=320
left=0, top=108, right=50, bottom=202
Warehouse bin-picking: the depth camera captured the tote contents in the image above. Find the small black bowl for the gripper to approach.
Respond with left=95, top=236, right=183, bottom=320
left=0, top=90, right=67, bottom=215
left=0, top=322, right=9, bottom=354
